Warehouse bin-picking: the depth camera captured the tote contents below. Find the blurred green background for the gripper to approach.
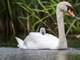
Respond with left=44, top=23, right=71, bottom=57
left=0, top=0, right=80, bottom=48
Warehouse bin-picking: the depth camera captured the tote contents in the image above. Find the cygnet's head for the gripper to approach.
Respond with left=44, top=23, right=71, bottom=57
left=57, top=1, right=75, bottom=17
left=40, top=27, right=46, bottom=35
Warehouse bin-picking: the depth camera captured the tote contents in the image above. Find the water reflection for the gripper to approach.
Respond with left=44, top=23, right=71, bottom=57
left=0, top=48, right=80, bottom=60
left=56, top=50, right=67, bottom=60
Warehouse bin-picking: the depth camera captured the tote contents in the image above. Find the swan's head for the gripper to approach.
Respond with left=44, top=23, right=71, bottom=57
left=40, top=27, right=46, bottom=35
left=57, top=1, right=75, bottom=17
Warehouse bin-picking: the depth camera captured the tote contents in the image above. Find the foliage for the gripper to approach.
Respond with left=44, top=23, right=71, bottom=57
left=15, top=0, right=58, bottom=32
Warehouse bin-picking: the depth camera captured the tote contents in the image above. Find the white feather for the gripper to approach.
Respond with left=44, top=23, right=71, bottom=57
left=15, top=37, right=27, bottom=49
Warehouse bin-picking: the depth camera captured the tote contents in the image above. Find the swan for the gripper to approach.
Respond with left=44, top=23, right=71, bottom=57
left=15, top=1, right=75, bottom=49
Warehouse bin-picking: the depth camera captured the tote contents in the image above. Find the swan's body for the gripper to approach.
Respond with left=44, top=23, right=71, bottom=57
left=16, top=27, right=59, bottom=49
left=16, top=1, right=75, bottom=49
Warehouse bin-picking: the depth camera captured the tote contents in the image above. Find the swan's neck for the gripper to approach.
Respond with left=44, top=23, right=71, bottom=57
left=56, top=8, right=67, bottom=48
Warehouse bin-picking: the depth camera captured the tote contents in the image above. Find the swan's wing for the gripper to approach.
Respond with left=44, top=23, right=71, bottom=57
left=24, top=32, right=45, bottom=49
left=23, top=32, right=59, bottom=49
left=24, top=32, right=42, bottom=41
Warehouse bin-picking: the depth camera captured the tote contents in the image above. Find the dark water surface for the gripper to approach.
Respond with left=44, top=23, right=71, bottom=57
left=0, top=48, right=80, bottom=60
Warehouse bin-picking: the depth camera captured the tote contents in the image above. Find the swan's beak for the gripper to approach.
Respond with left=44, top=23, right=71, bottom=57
left=66, top=5, right=75, bottom=17
left=67, top=9, right=75, bottom=17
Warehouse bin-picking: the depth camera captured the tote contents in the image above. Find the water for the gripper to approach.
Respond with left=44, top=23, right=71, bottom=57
left=0, top=48, right=80, bottom=60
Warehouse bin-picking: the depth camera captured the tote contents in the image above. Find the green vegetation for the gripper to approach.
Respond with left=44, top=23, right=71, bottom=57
left=0, top=0, right=80, bottom=47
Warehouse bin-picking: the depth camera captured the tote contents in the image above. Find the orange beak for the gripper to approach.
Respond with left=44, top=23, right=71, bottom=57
left=67, top=9, right=75, bottom=17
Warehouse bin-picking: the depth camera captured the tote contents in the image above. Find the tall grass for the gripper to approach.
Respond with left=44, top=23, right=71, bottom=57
left=15, top=0, right=59, bottom=34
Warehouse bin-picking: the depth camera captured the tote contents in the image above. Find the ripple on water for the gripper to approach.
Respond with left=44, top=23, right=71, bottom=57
left=0, top=48, right=80, bottom=60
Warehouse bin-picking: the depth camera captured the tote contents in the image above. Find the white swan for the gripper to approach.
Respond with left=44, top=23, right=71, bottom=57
left=15, top=1, right=75, bottom=49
